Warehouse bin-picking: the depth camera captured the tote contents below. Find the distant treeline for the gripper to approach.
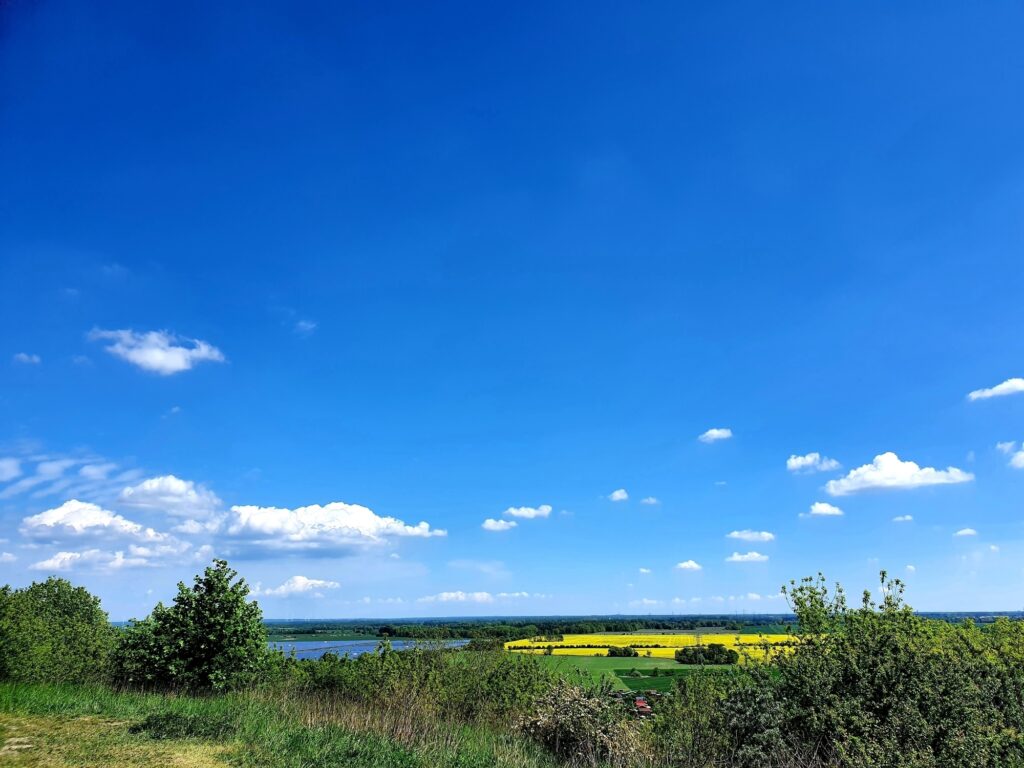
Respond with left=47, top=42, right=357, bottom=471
left=267, top=617, right=764, bottom=641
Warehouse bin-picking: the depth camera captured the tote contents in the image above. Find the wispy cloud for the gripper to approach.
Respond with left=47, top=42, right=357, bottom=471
left=727, top=530, right=775, bottom=542
left=892, top=514, right=913, bottom=523
left=967, top=378, right=1024, bottom=401
left=12, top=352, right=41, bottom=365
left=640, top=496, right=659, bottom=505
left=825, top=453, right=973, bottom=496
left=418, top=591, right=494, bottom=604
left=88, top=329, right=225, bottom=375
left=954, top=528, right=977, bottom=537
left=726, top=551, right=768, bottom=563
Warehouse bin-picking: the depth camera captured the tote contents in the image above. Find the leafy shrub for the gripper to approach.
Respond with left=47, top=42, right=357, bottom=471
left=0, top=577, right=114, bottom=684
left=111, top=559, right=271, bottom=691
left=607, top=646, right=639, bottom=657
left=674, top=643, right=739, bottom=665
left=518, top=679, right=649, bottom=766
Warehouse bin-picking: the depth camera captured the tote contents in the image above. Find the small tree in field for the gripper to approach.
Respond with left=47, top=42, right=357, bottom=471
left=113, top=559, right=269, bottom=691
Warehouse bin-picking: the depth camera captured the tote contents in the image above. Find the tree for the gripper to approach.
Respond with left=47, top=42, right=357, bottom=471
left=0, top=577, right=114, bottom=684
left=675, top=643, right=739, bottom=665
left=112, top=559, right=269, bottom=691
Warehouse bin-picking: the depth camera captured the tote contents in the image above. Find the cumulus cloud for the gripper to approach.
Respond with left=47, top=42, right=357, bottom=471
left=825, top=453, right=973, bottom=496
left=496, top=592, right=532, bottom=599
left=726, top=551, right=769, bottom=563
left=13, top=352, right=41, bottom=365
left=0, top=552, right=16, bottom=563
left=727, top=530, right=775, bottom=542
left=698, top=428, right=733, bottom=443
left=227, top=501, right=445, bottom=552
left=786, top=452, right=840, bottom=473
left=1008, top=448, right=1024, bottom=470
left=21, top=499, right=169, bottom=542
left=0, top=458, right=21, bottom=482
left=640, top=496, right=659, bottom=505
left=29, top=548, right=151, bottom=572
left=503, top=504, right=552, bottom=519
left=805, top=501, right=844, bottom=517
left=88, top=329, right=225, bottom=375
left=256, top=575, right=340, bottom=597
left=954, top=528, right=978, bottom=537
left=482, top=518, right=517, bottom=532
left=967, top=378, right=1024, bottom=401
left=608, top=488, right=628, bottom=502
left=675, top=560, right=702, bottom=571
left=892, top=514, right=913, bottom=523
left=418, top=591, right=494, bottom=604
left=120, top=475, right=222, bottom=522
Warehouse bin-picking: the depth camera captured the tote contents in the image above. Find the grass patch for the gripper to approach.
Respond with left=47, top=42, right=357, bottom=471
left=531, top=654, right=683, bottom=690
left=0, top=683, right=557, bottom=768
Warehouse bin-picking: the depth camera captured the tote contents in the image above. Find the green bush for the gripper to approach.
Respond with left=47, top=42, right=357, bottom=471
left=674, top=643, right=739, bottom=665
left=0, top=577, right=114, bottom=684
left=111, top=559, right=272, bottom=692
left=606, top=646, right=639, bottom=657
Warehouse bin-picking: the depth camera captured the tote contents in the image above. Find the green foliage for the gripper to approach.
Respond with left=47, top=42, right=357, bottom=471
left=606, top=646, right=639, bottom=657
left=518, top=679, right=649, bottom=766
left=0, top=577, right=114, bottom=684
left=111, top=559, right=271, bottom=691
left=674, top=643, right=739, bottom=665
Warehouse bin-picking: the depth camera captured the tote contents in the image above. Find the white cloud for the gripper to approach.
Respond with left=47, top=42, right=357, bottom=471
left=0, top=458, right=80, bottom=499
left=120, top=475, right=222, bottom=521
left=727, top=530, right=775, bottom=542
left=88, top=329, right=225, bottom=375
left=786, top=452, right=840, bottom=473
left=805, top=501, right=844, bottom=517
left=825, top=452, right=973, bottom=496
left=629, top=598, right=661, bottom=607
left=294, top=320, right=318, bottom=335
left=0, top=458, right=21, bottom=482
left=482, top=518, right=517, bottom=532
left=745, top=592, right=762, bottom=601
left=698, top=428, right=732, bottom=443
left=21, top=499, right=169, bottom=542
left=496, top=591, right=531, bottom=599
left=227, top=501, right=445, bottom=552
left=503, top=504, right=552, bottom=519
left=905, top=565, right=916, bottom=573
left=13, top=352, right=41, bottom=365
left=29, top=548, right=150, bottom=572
left=418, top=591, right=494, bottom=604
left=675, top=560, right=702, bottom=571
left=79, top=463, right=118, bottom=481
left=996, top=441, right=1017, bottom=455
left=892, top=514, right=913, bottom=523
left=967, top=378, right=1024, bottom=401
left=640, top=496, right=659, bottom=505
left=608, top=488, right=629, bottom=502
left=954, top=528, right=978, bottom=537
left=726, top=551, right=769, bottom=563
left=990, top=545, right=1000, bottom=552
left=1010, top=450, right=1024, bottom=470
left=0, top=552, right=16, bottom=563
left=257, top=575, right=340, bottom=597
left=638, top=567, right=652, bottom=574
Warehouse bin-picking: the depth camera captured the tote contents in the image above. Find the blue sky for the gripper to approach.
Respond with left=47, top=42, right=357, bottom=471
left=2, top=2, right=1023, bottom=619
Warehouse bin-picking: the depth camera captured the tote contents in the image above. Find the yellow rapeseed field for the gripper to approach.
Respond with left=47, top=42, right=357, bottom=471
left=505, top=632, right=793, bottom=661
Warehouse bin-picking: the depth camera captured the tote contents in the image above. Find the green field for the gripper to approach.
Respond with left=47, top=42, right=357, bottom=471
left=531, top=654, right=687, bottom=691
